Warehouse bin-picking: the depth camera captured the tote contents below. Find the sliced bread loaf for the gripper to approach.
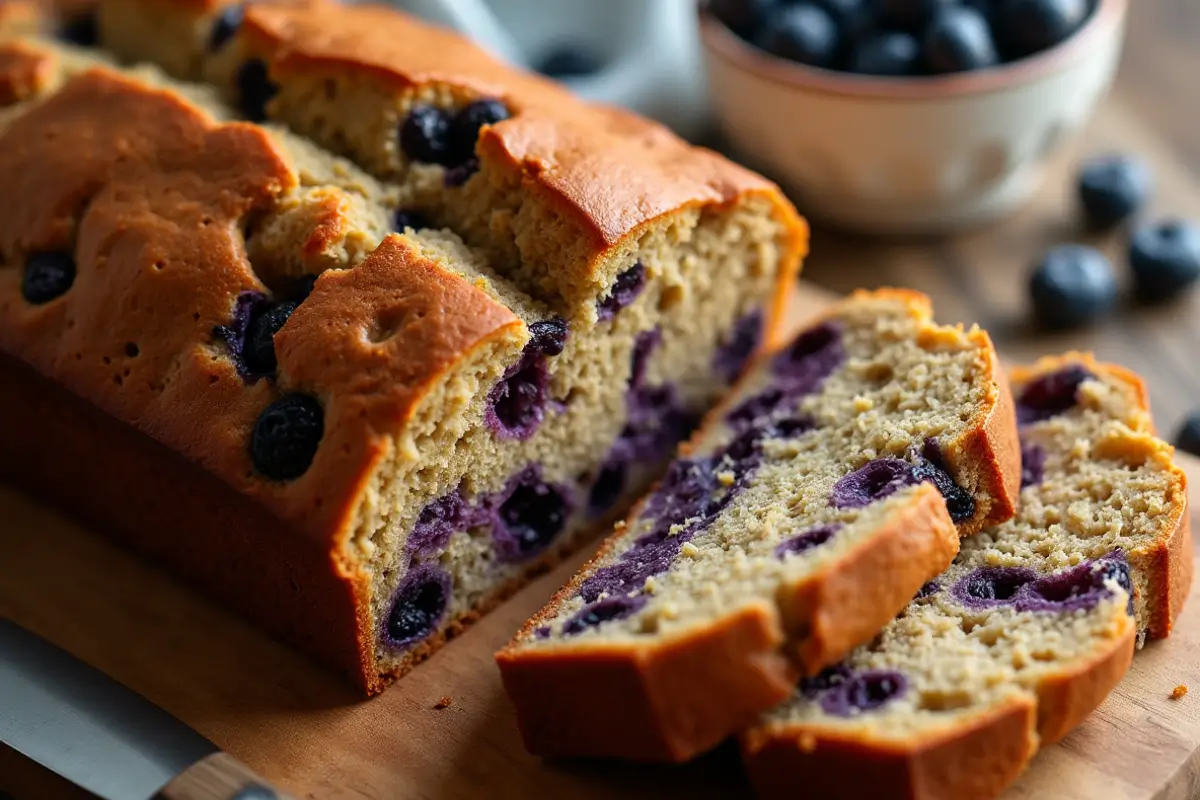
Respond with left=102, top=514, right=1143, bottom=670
left=0, top=17, right=804, bottom=694
left=742, top=354, right=1191, bottom=800
left=496, top=289, right=1021, bottom=763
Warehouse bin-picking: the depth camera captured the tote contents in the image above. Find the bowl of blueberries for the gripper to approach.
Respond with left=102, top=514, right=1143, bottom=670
left=700, top=0, right=1128, bottom=234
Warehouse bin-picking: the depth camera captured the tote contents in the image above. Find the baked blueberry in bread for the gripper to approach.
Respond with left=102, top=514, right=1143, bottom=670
left=0, top=4, right=805, bottom=694
left=742, top=354, right=1191, bottom=800
left=496, top=290, right=1022, bottom=763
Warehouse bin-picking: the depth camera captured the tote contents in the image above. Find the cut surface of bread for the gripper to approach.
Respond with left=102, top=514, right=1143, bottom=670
left=742, top=354, right=1191, bottom=800
left=0, top=3, right=805, bottom=695
left=496, top=289, right=1021, bottom=763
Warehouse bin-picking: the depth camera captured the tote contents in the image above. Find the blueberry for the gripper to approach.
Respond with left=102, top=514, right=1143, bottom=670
left=1130, top=220, right=1200, bottom=304
left=713, top=310, right=764, bottom=383
left=236, top=59, right=278, bottom=123
left=21, top=251, right=76, bottom=304
left=597, top=262, right=647, bottom=321
left=208, top=4, right=244, bottom=52
left=910, top=447, right=975, bottom=522
left=1176, top=410, right=1200, bottom=458
left=393, top=209, right=431, bottom=231
left=588, top=461, right=627, bottom=516
left=243, top=302, right=296, bottom=375
left=385, top=565, right=450, bottom=648
left=916, top=580, right=941, bottom=598
left=562, top=595, right=647, bottom=636
left=250, top=394, right=324, bottom=481
left=820, top=671, right=907, bottom=716
left=536, top=47, right=604, bottom=79
left=879, top=0, right=957, bottom=31
left=448, top=99, right=510, bottom=167
left=952, top=566, right=1037, bottom=607
left=1028, top=245, right=1117, bottom=330
left=400, top=105, right=452, bottom=165
left=527, top=317, right=570, bottom=356
left=443, top=158, right=480, bottom=188
left=755, top=4, right=840, bottom=68
left=1020, top=440, right=1047, bottom=487
left=923, top=8, right=1000, bottom=74
left=495, top=470, right=570, bottom=561
left=848, top=32, right=921, bottom=76
left=1077, top=154, right=1152, bottom=230
left=830, top=459, right=919, bottom=509
left=1016, top=364, right=1094, bottom=424
left=709, top=0, right=780, bottom=40
left=772, top=321, right=845, bottom=391
left=775, top=524, right=840, bottom=558
left=59, top=11, right=99, bottom=46
left=995, top=0, right=1090, bottom=59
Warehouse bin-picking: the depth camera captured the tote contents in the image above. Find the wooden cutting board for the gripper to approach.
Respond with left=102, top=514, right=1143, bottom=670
left=2, top=284, right=1198, bottom=800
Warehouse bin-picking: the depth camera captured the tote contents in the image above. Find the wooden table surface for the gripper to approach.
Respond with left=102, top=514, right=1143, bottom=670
left=787, top=0, right=1200, bottom=443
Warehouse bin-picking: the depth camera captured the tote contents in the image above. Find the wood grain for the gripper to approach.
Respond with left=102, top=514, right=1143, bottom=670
left=796, top=3, right=1200, bottom=447
left=1, top=285, right=1198, bottom=800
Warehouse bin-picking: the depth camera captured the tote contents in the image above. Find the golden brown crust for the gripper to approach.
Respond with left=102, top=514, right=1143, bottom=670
left=782, top=484, right=959, bottom=673
left=1034, top=615, right=1135, bottom=743
left=955, top=329, right=1021, bottom=535
left=0, top=39, right=52, bottom=104
left=497, top=604, right=798, bottom=763
left=742, top=698, right=1039, bottom=800
left=239, top=2, right=804, bottom=275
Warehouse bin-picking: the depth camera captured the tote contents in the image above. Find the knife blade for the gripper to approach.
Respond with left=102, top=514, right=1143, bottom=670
left=0, top=618, right=293, bottom=800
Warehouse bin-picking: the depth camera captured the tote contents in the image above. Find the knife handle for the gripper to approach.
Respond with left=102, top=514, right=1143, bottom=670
left=154, top=753, right=296, bottom=800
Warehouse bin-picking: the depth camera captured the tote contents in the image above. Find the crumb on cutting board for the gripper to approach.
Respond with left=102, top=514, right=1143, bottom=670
left=1172, top=685, right=1188, bottom=700
left=434, top=695, right=453, bottom=709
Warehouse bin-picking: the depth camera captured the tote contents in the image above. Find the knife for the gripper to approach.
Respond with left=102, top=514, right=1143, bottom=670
left=0, top=618, right=294, bottom=800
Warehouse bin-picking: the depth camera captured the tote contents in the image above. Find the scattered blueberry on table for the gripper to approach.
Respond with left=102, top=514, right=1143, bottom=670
left=1129, top=219, right=1200, bottom=304
left=1028, top=244, right=1117, bottom=330
left=709, top=0, right=1096, bottom=75
left=1077, top=154, right=1153, bottom=231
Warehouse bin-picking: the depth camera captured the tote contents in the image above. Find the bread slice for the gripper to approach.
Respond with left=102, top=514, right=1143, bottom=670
left=742, top=354, right=1191, bottom=800
left=496, top=289, right=1021, bottom=763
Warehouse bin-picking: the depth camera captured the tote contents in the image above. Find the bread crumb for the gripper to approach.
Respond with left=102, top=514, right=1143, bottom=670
left=717, top=470, right=736, bottom=486
left=614, top=520, right=626, bottom=530
left=643, top=575, right=659, bottom=594
left=434, top=696, right=453, bottom=709
left=1172, top=684, right=1188, bottom=700
left=853, top=395, right=874, bottom=413
left=681, top=542, right=701, bottom=558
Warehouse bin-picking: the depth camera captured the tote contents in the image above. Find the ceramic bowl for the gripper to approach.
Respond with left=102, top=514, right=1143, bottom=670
left=699, top=0, right=1129, bottom=235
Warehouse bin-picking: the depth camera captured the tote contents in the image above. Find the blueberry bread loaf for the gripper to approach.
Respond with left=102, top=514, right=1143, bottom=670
left=743, top=355, right=1191, bottom=800
left=0, top=10, right=806, bottom=693
left=496, top=290, right=1022, bottom=763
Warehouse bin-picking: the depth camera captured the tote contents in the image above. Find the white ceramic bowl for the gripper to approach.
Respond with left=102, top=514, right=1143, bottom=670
left=699, top=0, right=1129, bottom=235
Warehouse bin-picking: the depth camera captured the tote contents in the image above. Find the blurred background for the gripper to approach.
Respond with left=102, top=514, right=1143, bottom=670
left=393, top=0, right=1200, bottom=453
